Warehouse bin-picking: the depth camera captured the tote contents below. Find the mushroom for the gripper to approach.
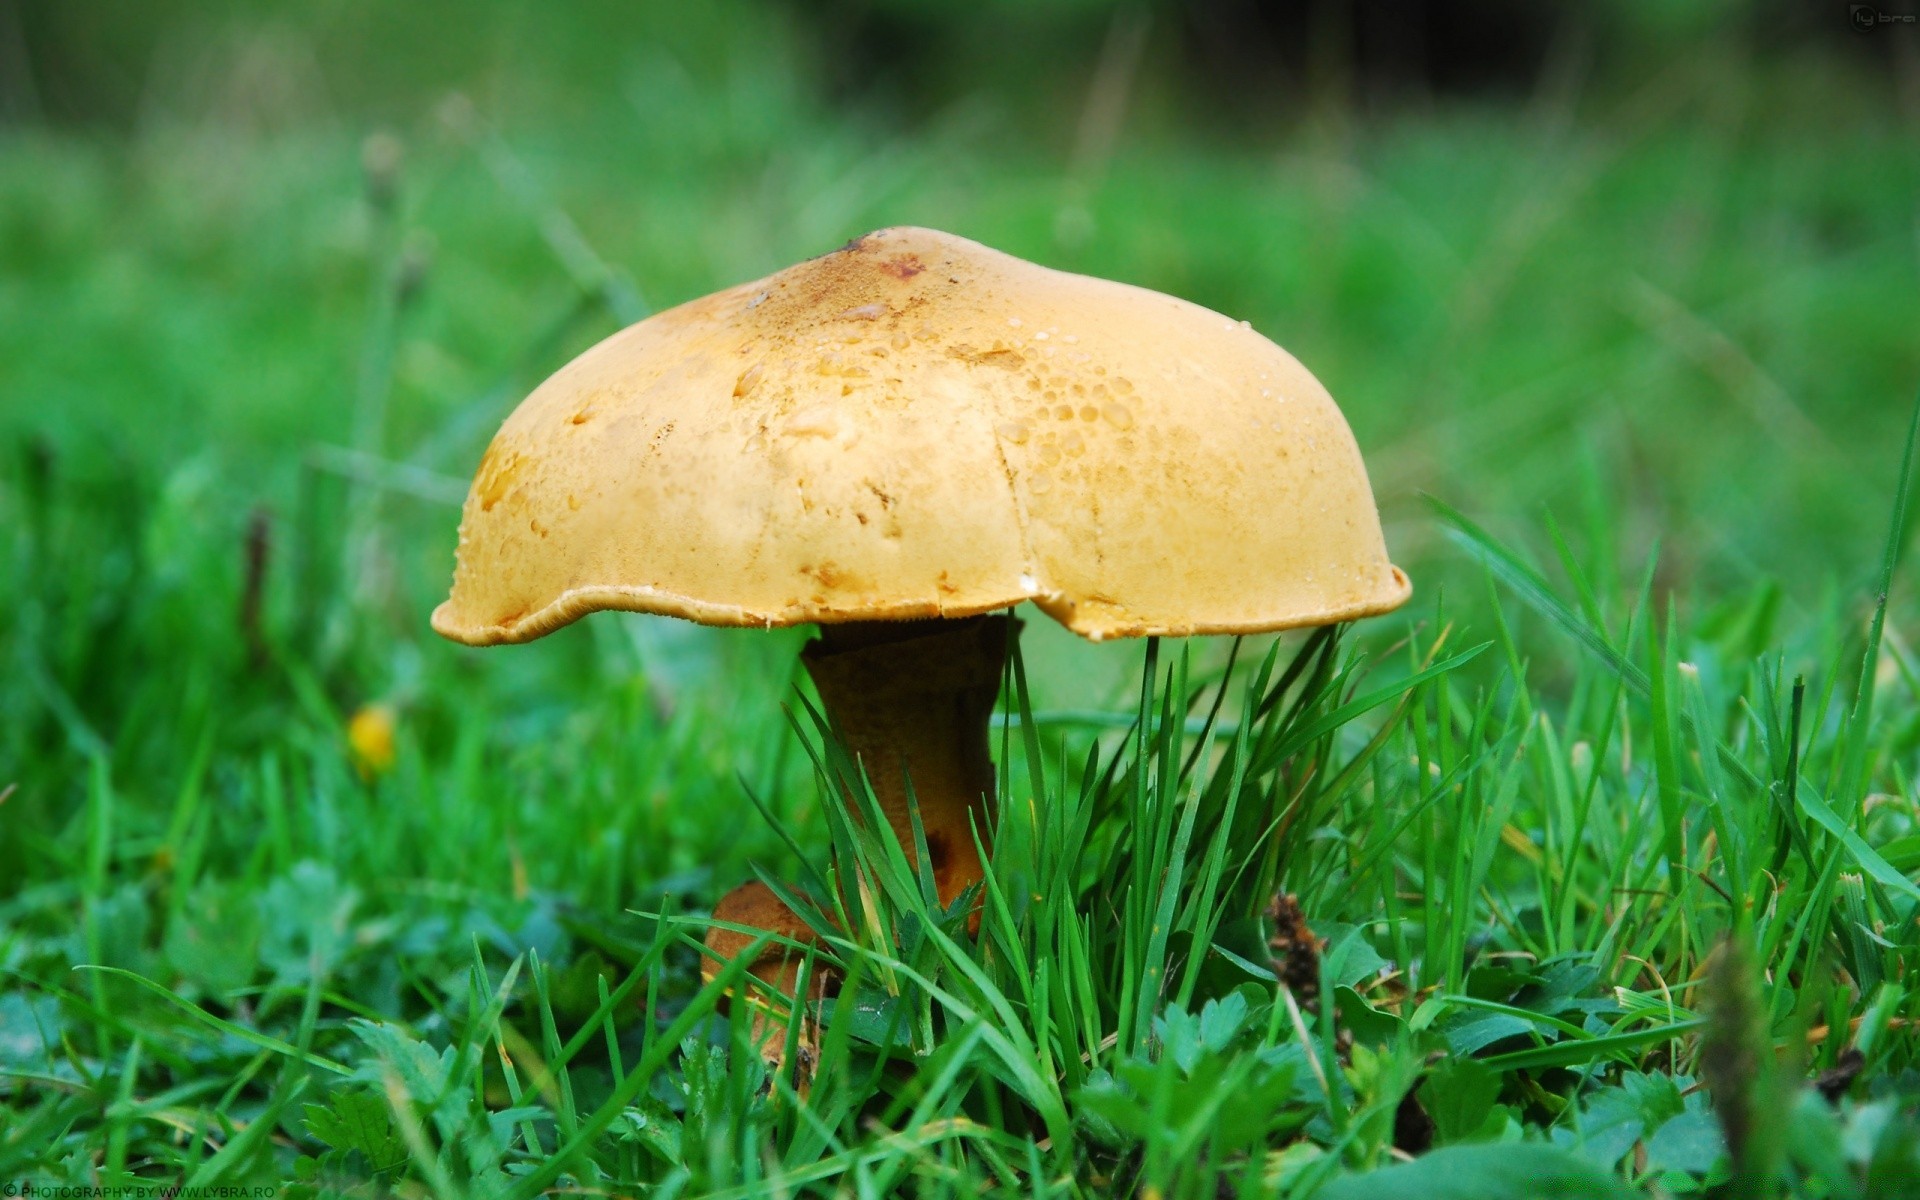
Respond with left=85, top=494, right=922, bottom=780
left=703, top=879, right=833, bottom=1078
left=431, top=226, right=1409, bottom=1070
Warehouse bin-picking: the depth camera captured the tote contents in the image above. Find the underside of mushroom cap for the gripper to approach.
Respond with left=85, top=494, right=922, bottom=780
left=431, top=226, right=1410, bottom=646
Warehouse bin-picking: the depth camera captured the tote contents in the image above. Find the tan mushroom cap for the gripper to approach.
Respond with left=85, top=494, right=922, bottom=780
left=431, top=226, right=1409, bottom=645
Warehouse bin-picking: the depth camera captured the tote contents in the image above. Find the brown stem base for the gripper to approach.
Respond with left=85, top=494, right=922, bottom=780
left=701, top=614, right=1013, bottom=1083
left=701, top=880, right=830, bottom=1093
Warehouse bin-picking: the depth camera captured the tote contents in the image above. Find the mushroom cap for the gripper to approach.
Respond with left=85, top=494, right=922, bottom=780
left=432, top=226, right=1409, bottom=645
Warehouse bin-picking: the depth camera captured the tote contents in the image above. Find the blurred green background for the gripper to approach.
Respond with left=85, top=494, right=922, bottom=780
left=2, top=0, right=1916, bottom=937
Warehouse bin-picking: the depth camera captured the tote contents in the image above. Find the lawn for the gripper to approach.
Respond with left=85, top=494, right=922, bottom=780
left=3, top=6, right=1919, bottom=1196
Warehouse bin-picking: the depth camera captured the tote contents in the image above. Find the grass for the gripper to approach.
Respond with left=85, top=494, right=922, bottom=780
left=3, top=15, right=1920, bottom=1197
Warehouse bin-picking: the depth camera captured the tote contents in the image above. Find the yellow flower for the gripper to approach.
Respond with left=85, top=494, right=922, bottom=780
left=347, top=703, right=398, bottom=778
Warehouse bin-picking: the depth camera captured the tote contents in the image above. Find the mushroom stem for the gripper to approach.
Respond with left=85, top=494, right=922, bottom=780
left=701, top=616, right=1009, bottom=1081
left=803, top=614, right=1012, bottom=914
